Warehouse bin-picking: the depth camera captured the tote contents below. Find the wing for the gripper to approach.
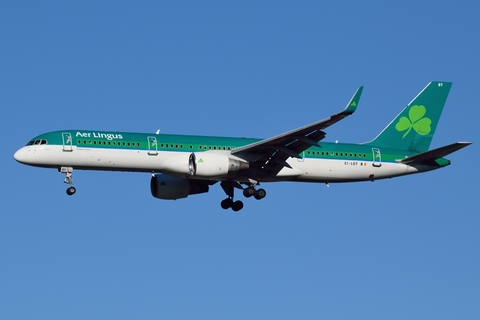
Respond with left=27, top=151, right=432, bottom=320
left=231, top=86, right=363, bottom=181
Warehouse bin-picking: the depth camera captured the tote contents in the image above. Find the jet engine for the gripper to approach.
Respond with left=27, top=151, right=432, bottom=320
left=160, top=153, right=249, bottom=178
left=150, top=174, right=209, bottom=200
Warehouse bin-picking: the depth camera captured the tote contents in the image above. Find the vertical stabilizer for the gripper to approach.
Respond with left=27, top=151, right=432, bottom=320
left=366, top=81, right=452, bottom=153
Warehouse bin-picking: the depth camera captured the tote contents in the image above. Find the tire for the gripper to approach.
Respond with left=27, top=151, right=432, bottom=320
left=243, top=187, right=255, bottom=198
left=231, top=201, right=244, bottom=212
left=221, top=198, right=233, bottom=209
left=66, top=186, right=76, bottom=196
left=254, top=188, right=266, bottom=200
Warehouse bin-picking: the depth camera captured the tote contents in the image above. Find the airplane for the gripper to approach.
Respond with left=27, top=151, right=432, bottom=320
left=14, top=81, right=471, bottom=211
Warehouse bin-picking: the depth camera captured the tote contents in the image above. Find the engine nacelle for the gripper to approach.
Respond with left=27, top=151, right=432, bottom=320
left=194, top=152, right=249, bottom=177
left=161, top=152, right=249, bottom=178
left=160, top=153, right=197, bottom=177
left=150, top=174, right=209, bottom=200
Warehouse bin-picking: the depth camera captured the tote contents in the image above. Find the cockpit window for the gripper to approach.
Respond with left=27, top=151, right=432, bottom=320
left=26, top=139, right=48, bottom=146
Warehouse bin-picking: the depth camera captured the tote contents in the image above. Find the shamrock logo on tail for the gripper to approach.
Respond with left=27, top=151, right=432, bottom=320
left=395, top=105, right=431, bottom=138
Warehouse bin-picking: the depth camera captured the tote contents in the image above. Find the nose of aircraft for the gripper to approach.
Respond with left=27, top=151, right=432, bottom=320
left=14, top=147, right=27, bottom=163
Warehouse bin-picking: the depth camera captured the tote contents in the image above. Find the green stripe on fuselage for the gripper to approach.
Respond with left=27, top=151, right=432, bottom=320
left=30, top=130, right=419, bottom=164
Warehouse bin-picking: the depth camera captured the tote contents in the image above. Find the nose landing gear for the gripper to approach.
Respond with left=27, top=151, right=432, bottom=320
left=59, top=167, right=76, bottom=196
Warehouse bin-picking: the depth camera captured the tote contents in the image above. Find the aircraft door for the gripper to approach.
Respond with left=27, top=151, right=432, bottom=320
left=62, top=132, right=73, bottom=152
left=147, top=136, right=158, bottom=155
left=372, top=148, right=381, bottom=167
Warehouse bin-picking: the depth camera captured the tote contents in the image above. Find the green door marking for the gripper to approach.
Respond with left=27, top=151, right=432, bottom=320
left=62, top=132, right=73, bottom=152
left=372, top=148, right=381, bottom=167
left=147, top=136, right=158, bottom=155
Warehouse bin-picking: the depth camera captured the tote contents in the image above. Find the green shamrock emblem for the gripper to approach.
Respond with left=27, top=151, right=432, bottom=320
left=395, top=105, right=431, bottom=138
left=350, top=101, right=357, bottom=107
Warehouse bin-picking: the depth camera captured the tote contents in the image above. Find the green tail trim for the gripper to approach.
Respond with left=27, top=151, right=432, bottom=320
left=366, top=81, right=452, bottom=153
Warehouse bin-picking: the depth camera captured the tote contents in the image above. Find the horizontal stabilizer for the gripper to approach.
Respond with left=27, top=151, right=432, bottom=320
left=400, top=142, right=471, bottom=165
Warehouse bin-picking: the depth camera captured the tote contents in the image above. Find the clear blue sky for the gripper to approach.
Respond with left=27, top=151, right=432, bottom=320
left=1, top=1, right=479, bottom=319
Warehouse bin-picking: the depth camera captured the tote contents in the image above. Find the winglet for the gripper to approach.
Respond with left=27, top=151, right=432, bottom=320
left=340, top=86, right=363, bottom=115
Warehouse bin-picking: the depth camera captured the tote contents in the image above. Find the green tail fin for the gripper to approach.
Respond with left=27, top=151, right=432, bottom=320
left=366, top=81, right=452, bottom=153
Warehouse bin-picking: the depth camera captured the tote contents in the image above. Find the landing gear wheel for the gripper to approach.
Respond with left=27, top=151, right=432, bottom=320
left=254, top=188, right=266, bottom=200
left=66, top=186, right=76, bottom=196
left=231, top=200, right=244, bottom=212
left=220, top=181, right=246, bottom=211
left=243, top=186, right=255, bottom=198
left=221, top=198, right=233, bottom=210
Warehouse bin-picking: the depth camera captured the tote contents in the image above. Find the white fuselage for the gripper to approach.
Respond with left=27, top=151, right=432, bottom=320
left=14, top=144, right=427, bottom=183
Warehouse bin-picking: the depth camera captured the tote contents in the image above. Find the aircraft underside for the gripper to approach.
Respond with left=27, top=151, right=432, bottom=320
left=16, top=145, right=431, bottom=211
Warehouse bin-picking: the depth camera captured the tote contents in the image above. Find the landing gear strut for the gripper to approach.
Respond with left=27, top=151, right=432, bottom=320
left=220, top=181, right=267, bottom=211
left=59, top=167, right=76, bottom=196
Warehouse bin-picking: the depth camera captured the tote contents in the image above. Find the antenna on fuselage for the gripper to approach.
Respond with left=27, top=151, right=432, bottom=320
left=156, top=129, right=160, bottom=134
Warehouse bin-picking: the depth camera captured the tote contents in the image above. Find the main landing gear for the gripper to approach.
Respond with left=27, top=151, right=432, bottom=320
left=220, top=181, right=266, bottom=212
left=59, top=167, right=76, bottom=196
left=242, top=186, right=267, bottom=200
